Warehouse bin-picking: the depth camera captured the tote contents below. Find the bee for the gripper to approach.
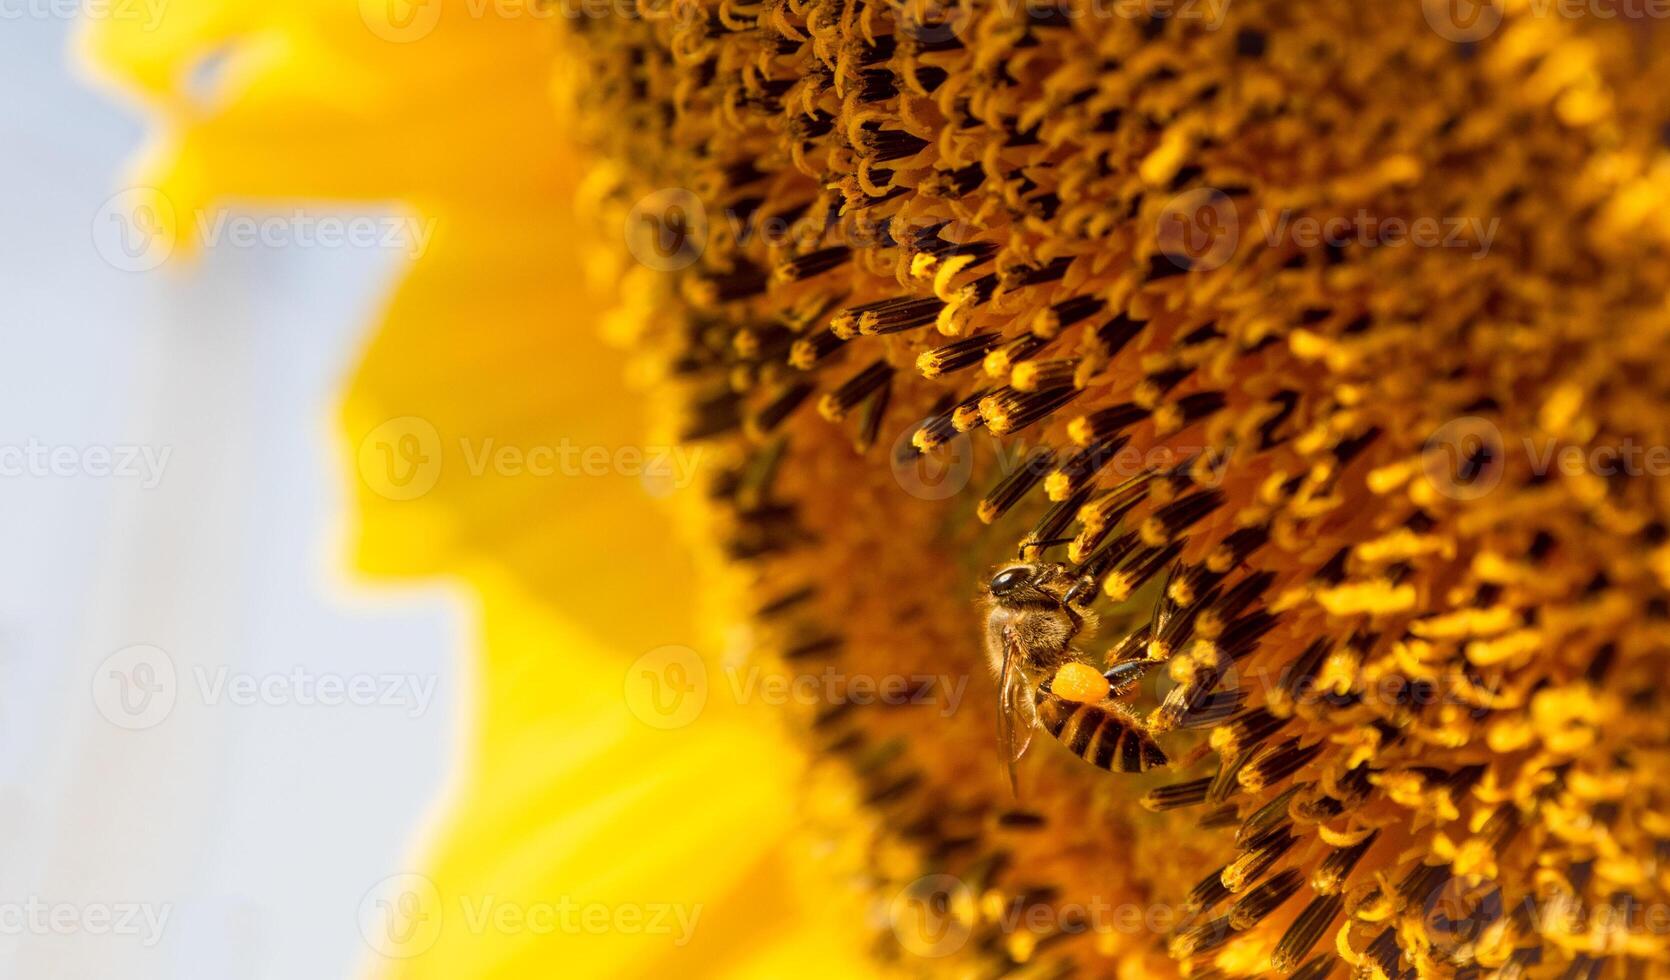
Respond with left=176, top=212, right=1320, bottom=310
left=984, top=561, right=1168, bottom=794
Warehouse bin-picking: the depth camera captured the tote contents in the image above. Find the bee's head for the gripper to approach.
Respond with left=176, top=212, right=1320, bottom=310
left=989, top=562, right=1086, bottom=613
left=987, top=564, right=1038, bottom=598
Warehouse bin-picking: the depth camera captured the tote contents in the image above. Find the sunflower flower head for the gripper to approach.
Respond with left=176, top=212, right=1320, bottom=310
left=560, top=0, right=1670, bottom=975
left=81, top=0, right=1670, bottom=974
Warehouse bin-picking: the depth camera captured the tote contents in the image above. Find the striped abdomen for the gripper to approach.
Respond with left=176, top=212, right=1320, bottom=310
left=1036, top=690, right=1168, bottom=773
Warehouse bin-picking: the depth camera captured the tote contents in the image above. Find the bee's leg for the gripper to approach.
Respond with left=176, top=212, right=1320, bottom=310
left=1102, top=658, right=1151, bottom=697
left=1174, top=688, right=1248, bottom=728
left=1061, top=570, right=1100, bottom=609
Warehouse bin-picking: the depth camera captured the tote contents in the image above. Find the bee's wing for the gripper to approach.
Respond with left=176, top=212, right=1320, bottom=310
left=996, top=631, right=1039, bottom=796
left=1150, top=560, right=1180, bottom=639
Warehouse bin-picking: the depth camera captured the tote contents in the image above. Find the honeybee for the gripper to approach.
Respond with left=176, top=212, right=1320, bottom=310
left=984, top=561, right=1168, bottom=794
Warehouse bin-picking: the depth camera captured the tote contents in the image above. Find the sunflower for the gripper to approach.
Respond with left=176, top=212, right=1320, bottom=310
left=85, top=0, right=1670, bottom=977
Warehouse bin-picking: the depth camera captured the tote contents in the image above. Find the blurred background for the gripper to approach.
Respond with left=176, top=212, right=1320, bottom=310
left=1, top=19, right=463, bottom=980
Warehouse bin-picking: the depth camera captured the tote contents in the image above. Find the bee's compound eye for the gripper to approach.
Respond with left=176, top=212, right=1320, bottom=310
left=989, top=566, right=1031, bottom=596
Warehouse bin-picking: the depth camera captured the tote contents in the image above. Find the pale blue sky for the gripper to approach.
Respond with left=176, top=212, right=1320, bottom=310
left=0, top=20, right=461, bottom=980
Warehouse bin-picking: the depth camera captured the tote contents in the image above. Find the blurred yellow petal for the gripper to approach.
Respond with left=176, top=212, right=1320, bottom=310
left=82, top=5, right=870, bottom=977
left=377, top=565, right=870, bottom=977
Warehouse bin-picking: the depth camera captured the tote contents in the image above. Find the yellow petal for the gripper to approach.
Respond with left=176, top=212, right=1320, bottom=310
left=83, top=6, right=870, bottom=975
